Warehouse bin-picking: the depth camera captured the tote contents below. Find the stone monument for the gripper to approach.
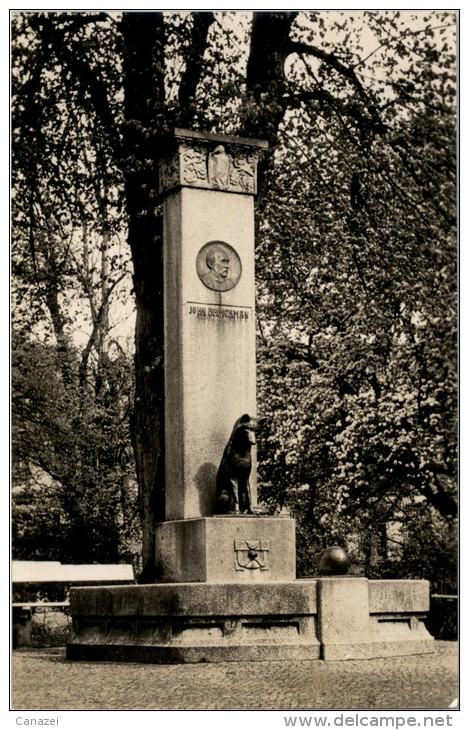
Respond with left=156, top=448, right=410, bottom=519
left=67, top=129, right=434, bottom=663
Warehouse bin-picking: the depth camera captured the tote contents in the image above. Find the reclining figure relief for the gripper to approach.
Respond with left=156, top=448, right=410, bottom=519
left=214, top=413, right=268, bottom=515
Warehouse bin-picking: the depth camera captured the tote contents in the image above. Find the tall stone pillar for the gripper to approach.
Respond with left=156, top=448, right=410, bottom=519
left=159, top=129, right=267, bottom=520
left=154, top=129, right=297, bottom=584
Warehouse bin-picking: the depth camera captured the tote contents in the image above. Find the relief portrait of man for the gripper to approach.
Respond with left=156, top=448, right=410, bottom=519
left=198, top=242, right=241, bottom=292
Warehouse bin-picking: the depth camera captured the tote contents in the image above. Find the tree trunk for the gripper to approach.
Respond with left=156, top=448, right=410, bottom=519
left=121, top=13, right=167, bottom=582
left=240, top=11, right=297, bottom=214
left=241, top=12, right=297, bottom=184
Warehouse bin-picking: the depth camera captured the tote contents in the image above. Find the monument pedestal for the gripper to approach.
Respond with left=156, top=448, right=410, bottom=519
left=67, top=576, right=433, bottom=663
left=66, top=580, right=320, bottom=663
left=155, top=516, right=295, bottom=583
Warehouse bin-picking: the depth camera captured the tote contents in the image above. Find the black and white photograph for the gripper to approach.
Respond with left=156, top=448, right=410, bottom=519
left=9, top=3, right=459, bottom=719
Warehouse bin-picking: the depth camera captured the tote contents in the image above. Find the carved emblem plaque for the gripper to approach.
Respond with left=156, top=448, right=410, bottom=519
left=234, top=540, right=270, bottom=571
left=158, top=130, right=268, bottom=196
left=207, top=145, right=232, bottom=189
left=196, top=241, right=242, bottom=292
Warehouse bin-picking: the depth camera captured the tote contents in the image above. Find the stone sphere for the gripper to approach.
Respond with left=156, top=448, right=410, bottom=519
left=317, top=546, right=349, bottom=575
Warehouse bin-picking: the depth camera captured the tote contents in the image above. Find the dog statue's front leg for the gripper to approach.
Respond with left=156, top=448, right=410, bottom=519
left=230, top=478, right=240, bottom=513
left=238, top=479, right=253, bottom=514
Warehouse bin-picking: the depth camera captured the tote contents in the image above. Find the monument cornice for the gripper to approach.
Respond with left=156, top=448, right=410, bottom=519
left=172, top=127, right=269, bottom=150
left=158, top=127, right=269, bottom=197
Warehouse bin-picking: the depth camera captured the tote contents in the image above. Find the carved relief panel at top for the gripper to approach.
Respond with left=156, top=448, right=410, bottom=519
left=159, top=137, right=264, bottom=196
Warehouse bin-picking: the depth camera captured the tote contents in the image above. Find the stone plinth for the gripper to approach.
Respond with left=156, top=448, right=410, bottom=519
left=154, top=516, right=296, bottom=583
left=66, top=581, right=320, bottom=664
left=317, top=577, right=433, bottom=660
left=66, top=578, right=433, bottom=664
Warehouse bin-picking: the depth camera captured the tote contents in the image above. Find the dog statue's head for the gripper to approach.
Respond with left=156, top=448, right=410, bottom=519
left=231, top=413, right=267, bottom=446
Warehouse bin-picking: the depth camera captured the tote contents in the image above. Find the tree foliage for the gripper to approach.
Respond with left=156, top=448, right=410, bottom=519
left=12, top=329, right=140, bottom=566
left=255, top=11, right=456, bottom=579
left=11, top=10, right=457, bottom=582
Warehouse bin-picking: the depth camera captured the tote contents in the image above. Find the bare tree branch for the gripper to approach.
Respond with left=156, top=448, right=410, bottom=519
left=34, top=14, right=122, bottom=159
left=177, top=12, right=215, bottom=124
left=79, top=271, right=127, bottom=387
left=288, top=40, right=389, bottom=134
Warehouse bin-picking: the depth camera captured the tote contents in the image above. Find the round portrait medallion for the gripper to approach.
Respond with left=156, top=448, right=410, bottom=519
left=196, top=240, right=242, bottom=292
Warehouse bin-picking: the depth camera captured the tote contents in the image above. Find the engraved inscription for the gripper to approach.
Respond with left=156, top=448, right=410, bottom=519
left=196, top=241, right=242, bottom=292
left=234, top=540, right=270, bottom=571
left=188, top=305, right=249, bottom=321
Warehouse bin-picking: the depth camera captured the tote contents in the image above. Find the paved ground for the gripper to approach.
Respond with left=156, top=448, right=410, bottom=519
left=12, top=642, right=457, bottom=711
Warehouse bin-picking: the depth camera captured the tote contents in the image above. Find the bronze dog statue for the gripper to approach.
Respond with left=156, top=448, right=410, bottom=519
left=214, top=414, right=266, bottom=514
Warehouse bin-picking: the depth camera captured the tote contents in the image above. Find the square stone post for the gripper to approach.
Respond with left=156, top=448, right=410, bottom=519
left=317, top=577, right=372, bottom=659
left=155, top=129, right=297, bottom=585
left=159, top=129, right=268, bottom=521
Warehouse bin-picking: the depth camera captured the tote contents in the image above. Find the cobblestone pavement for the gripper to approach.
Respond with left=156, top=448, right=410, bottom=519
left=12, top=642, right=457, bottom=711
